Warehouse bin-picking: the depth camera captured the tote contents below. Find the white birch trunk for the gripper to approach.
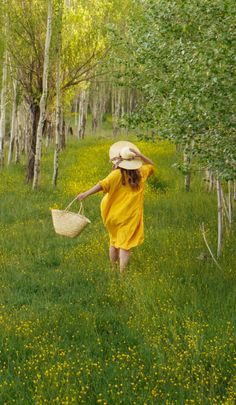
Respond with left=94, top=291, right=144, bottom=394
left=90, top=80, right=106, bottom=133
left=77, top=90, right=88, bottom=139
left=24, top=104, right=32, bottom=155
left=99, top=81, right=106, bottom=128
left=60, top=112, right=66, bottom=149
left=33, top=0, right=52, bottom=189
left=77, top=92, right=84, bottom=138
left=91, top=83, right=99, bottom=133
left=221, top=185, right=230, bottom=233
left=15, top=111, right=20, bottom=163
left=216, top=179, right=223, bottom=258
left=184, top=140, right=194, bottom=192
left=228, top=180, right=232, bottom=225
left=92, top=100, right=98, bottom=133
left=112, top=87, right=121, bottom=137
left=116, top=88, right=121, bottom=131
left=74, top=95, right=79, bottom=127
left=111, top=87, right=115, bottom=134
left=184, top=150, right=191, bottom=192
left=129, top=88, right=134, bottom=115
left=8, top=79, right=18, bottom=165
left=83, top=91, right=89, bottom=138
left=121, top=88, right=125, bottom=130
left=205, top=170, right=210, bottom=191
left=0, top=50, right=8, bottom=168
left=52, top=12, right=62, bottom=187
left=209, top=171, right=215, bottom=192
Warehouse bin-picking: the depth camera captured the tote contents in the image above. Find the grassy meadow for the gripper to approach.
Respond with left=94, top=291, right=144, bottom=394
left=0, top=133, right=235, bottom=404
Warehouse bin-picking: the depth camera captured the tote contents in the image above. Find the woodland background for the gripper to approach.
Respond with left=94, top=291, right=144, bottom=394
left=0, top=0, right=235, bottom=403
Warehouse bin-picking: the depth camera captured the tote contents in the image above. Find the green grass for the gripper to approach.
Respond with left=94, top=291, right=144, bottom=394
left=0, top=135, right=235, bottom=404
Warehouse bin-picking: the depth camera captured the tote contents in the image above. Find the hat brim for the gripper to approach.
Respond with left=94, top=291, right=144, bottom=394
left=109, top=141, right=141, bottom=160
left=118, top=160, right=142, bottom=170
left=109, top=141, right=142, bottom=170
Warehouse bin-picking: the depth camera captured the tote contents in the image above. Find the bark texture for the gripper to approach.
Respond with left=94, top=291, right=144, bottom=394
left=33, top=0, right=52, bottom=189
left=0, top=50, right=7, bottom=168
left=8, top=80, right=18, bottom=165
left=216, top=179, right=223, bottom=258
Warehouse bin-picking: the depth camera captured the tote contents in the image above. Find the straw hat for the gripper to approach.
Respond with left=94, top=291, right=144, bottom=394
left=109, top=141, right=142, bottom=170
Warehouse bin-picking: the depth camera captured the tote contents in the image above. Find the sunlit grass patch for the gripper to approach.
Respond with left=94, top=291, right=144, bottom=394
left=0, top=135, right=235, bottom=403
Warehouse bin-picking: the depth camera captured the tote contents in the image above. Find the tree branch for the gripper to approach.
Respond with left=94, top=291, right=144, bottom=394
left=200, top=223, right=222, bottom=270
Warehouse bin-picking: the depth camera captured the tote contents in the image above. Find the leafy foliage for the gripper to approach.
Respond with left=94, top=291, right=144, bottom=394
left=114, top=0, right=236, bottom=179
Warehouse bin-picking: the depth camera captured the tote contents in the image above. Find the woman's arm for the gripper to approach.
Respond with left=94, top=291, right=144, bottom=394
left=77, top=183, right=102, bottom=201
left=129, top=148, right=155, bottom=166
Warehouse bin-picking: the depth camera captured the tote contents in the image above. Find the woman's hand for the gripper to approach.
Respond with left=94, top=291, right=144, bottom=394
left=129, top=148, right=155, bottom=166
left=77, top=192, right=87, bottom=202
left=129, top=148, right=141, bottom=157
left=76, top=183, right=103, bottom=202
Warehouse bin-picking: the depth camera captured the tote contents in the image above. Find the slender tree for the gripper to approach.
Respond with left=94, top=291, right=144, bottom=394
left=33, top=0, right=52, bottom=189
left=52, top=0, right=63, bottom=187
left=0, top=43, right=7, bottom=168
left=7, top=78, right=18, bottom=164
left=77, top=89, right=88, bottom=139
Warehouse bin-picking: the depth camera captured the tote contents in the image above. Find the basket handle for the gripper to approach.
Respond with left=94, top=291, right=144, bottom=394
left=65, top=197, right=84, bottom=215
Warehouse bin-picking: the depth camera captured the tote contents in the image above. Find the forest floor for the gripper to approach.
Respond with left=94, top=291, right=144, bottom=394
left=0, top=134, right=235, bottom=404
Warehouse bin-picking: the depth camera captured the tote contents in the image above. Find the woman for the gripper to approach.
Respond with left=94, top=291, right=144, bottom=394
left=77, top=141, right=155, bottom=273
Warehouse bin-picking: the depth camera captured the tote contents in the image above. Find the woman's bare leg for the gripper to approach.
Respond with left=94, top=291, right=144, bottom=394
left=119, top=249, right=131, bottom=273
left=109, top=246, right=119, bottom=270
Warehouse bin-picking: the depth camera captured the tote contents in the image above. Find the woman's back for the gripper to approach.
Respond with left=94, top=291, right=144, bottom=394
left=99, top=165, right=154, bottom=246
left=76, top=141, right=155, bottom=271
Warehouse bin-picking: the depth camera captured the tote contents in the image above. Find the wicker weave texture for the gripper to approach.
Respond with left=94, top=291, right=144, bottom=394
left=51, top=209, right=91, bottom=238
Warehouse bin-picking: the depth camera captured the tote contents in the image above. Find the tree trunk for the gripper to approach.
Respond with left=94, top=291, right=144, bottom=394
left=183, top=140, right=194, bottom=192
left=74, top=95, right=79, bottom=127
left=53, top=4, right=62, bottom=187
left=183, top=150, right=191, bottom=192
left=234, top=179, right=236, bottom=202
left=77, top=89, right=88, bottom=139
left=92, top=103, right=98, bottom=132
left=184, top=170, right=191, bottom=192
left=45, top=119, right=53, bottom=147
left=228, top=180, right=232, bottom=225
left=128, top=88, right=133, bottom=115
left=0, top=50, right=8, bottom=168
left=99, top=81, right=106, bottom=128
left=205, top=170, right=210, bottom=191
left=120, top=88, right=125, bottom=130
left=209, top=171, right=215, bottom=192
left=91, top=94, right=98, bottom=133
left=26, top=102, right=40, bottom=182
left=8, top=80, right=18, bottom=165
left=53, top=115, right=60, bottom=187
left=33, top=0, right=52, bottom=189
left=205, top=170, right=214, bottom=192
left=112, top=87, right=121, bottom=137
left=24, top=104, right=32, bottom=156
left=90, top=82, right=99, bottom=133
left=216, top=179, right=223, bottom=258
left=15, top=111, right=21, bottom=163
left=60, top=114, right=66, bottom=149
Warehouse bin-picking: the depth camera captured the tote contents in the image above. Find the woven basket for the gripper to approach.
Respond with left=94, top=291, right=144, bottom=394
left=51, top=197, right=91, bottom=238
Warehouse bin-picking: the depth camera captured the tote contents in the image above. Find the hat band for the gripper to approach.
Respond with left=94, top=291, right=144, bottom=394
left=110, top=156, right=137, bottom=169
left=110, top=156, right=135, bottom=163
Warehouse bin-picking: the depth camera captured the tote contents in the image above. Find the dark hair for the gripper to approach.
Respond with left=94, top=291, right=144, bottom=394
left=120, top=168, right=141, bottom=190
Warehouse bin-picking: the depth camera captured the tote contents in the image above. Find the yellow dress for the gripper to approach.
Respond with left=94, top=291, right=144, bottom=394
left=99, top=164, right=154, bottom=250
